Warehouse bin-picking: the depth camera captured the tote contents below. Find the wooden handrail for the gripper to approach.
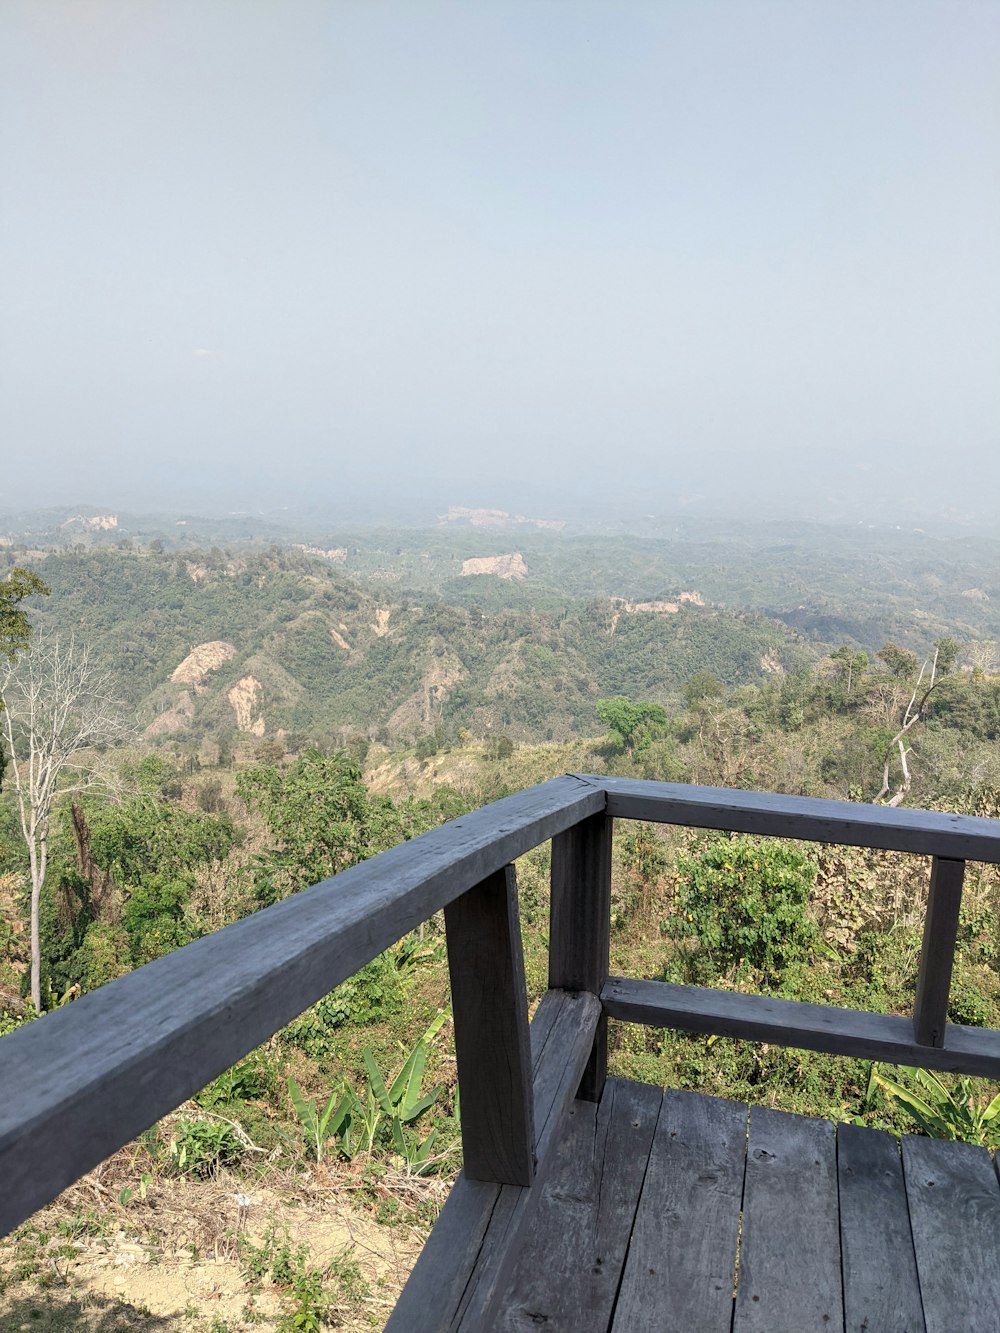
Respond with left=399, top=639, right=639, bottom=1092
left=2, top=774, right=999, bottom=1240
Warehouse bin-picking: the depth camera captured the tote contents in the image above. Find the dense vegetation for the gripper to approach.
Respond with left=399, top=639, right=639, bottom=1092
left=3, top=523, right=1000, bottom=1327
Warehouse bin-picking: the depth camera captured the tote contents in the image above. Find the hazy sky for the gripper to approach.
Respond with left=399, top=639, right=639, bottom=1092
left=2, top=1, right=998, bottom=519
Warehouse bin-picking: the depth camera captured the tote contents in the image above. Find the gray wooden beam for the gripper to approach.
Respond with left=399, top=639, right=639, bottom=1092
left=913, top=856, right=964, bottom=1048
left=603, top=975, right=1000, bottom=1078
left=549, top=810, right=613, bottom=1101
left=0, top=775, right=605, bottom=1237
left=445, top=865, right=534, bottom=1186
left=594, top=775, right=1000, bottom=862
left=385, top=987, right=601, bottom=1333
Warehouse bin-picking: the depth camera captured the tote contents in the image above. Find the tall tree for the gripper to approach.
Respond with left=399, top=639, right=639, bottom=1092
left=595, top=696, right=668, bottom=757
left=0, top=636, right=128, bottom=1010
left=0, top=568, right=49, bottom=667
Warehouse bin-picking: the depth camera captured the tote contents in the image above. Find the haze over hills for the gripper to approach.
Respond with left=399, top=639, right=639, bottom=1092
left=3, top=503, right=1000, bottom=761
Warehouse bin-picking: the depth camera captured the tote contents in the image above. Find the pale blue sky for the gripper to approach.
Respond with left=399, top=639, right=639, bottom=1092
left=2, top=1, right=998, bottom=520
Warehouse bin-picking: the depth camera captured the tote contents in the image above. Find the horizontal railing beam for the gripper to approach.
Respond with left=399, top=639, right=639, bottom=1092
left=595, top=776, right=1000, bottom=863
left=0, top=775, right=605, bottom=1237
left=603, top=976, right=1000, bottom=1079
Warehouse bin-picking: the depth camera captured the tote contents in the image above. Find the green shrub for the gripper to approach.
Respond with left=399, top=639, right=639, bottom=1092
left=672, top=835, right=816, bottom=986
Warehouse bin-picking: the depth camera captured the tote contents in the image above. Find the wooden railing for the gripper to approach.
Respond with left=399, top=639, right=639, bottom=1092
left=3, top=774, right=1000, bottom=1241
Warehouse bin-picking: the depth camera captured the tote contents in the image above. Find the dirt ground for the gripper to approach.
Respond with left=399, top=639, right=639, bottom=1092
left=0, top=1161, right=438, bottom=1332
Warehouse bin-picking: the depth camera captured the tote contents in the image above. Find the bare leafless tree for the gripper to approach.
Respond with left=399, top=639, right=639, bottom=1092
left=0, top=636, right=130, bottom=1010
left=873, top=644, right=952, bottom=807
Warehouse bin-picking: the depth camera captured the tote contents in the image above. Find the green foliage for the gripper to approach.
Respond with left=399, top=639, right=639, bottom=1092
left=596, top=695, right=668, bottom=755
left=0, top=567, right=49, bottom=665
left=89, top=798, right=236, bottom=887
left=280, top=952, right=405, bottom=1059
left=195, top=1051, right=276, bottom=1109
left=877, top=642, right=919, bottom=678
left=683, top=670, right=724, bottom=709
left=237, top=748, right=398, bottom=895
left=287, top=1077, right=358, bottom=1164
left=673, top=835, right=816, bottom=985
left=166, top=1117, right=243, bottom=1177
left=286, top=1011, right=451, bottom=1173
left=871, top=1065, right=1000, bottom=1145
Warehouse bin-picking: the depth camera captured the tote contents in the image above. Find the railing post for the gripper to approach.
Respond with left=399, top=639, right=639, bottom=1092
left=913, top=856, right=965, bottom=1048
left=445, top=864, right=534, bottom=1185
left=549, top=811, right=613, bottom=1102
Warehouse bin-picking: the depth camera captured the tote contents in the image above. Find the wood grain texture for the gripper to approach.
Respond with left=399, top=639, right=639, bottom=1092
left=445, top=865, right=534, bottom=1186
left=902, top=1134, right=1000, bottom=1333
left=493, top=1078, right=661, bottom=1333
left=385, top=988, right=601, bottom=1333
left=734, top=1106, right=842, bottom=1332
left=603, top=975, right=1000, bottom=1078
left=612, top=1089, right=747, bottom=1333
left=913, top=857, right=964, bottom=1047
left=0, top=775, right=605, bottom=1237
left=596, top=775, right=1000, bottom=862
left=837, top=1123, right=925, bottom=1333
left=455, top=989, right=603, bottom=1330
left=549, top=811, right=612, bottom=1101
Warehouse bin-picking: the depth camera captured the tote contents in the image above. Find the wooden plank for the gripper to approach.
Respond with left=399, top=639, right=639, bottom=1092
left=734, top=1106, right=842, bottom=1332
left=603, top=975, right=1000, bottom=1079
left=913, top=857, right=964, bottom=1047
left=386, top=988, right=601, bottom=1333
left=550, top=811, right=613, bottom=1101
left=596, top=775, right=1000, bottom=862
left=445, top=865, right=534, bottom=1186
left=612, top=1089, right=747, bottom=1333
left=453, top=990, right=603, bottom=1331
left=0, top=774, right=605, bottom=1237
left=837, top=1123, right=925, bottom=1333
left=902, top=1133, right=1000, bottom=1332
left=494, top=1078, right=661, bottom=1333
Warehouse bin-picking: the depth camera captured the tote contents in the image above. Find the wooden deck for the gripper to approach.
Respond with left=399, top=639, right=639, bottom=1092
left=396, top=1077, right=1000, bottom=1332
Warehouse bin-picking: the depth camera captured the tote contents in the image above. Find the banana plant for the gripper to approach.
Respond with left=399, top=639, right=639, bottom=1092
left=871, top=1063, right=1000, bottom=1145
left=287, top=1077, right=357, bottom=1164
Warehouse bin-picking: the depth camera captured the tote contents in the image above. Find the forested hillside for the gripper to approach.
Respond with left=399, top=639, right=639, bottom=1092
left=4, top=526, right=1000, bottom=1329
left=0, top=544, right=810, bottom=752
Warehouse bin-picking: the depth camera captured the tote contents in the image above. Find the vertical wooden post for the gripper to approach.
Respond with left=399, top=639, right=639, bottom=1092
left=445, top=864, right=534, bottom=1185
left=549, top=811, right=613, bottom=1102
left=913, top=856, right=965, bottom=1048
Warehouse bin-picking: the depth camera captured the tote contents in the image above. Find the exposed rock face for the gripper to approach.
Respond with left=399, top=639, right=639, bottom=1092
left=460, top=553, right=528, bottom=580
left=371, top=608, right=392, bottom=636
left=610, top=590, right=705, bottom=614
left=962, top=588, right=990, bottom=601
left=295, top=544, right=347, bottom=561
left=145, top=690, right=196, bottom=736
left=228, top=675, right=265, bottom=735
left=446, top=506, right=510, bottom=526
left=170, top=641, right=237, bottom=692
left=329, top=627, right=351, bottom=652
left=62, top=514, right=118, bottom=531
left=761, top=651, right=786, bottom=675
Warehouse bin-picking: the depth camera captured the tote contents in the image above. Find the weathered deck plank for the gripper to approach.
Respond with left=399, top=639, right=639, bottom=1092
left=493, top=1078, right=661, bottom=1332
left=902, top=1133, right=1000, bottom=1332
left=837, top=1122, right=925, bottom=1333
left=389, top=1076, right=1000, bottom=1332
left=385, top=988, right=601, bottom=1333
left=612, top=1089, right=747, bottom=1333
left=733, top=1106, right=842, bottom=1332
